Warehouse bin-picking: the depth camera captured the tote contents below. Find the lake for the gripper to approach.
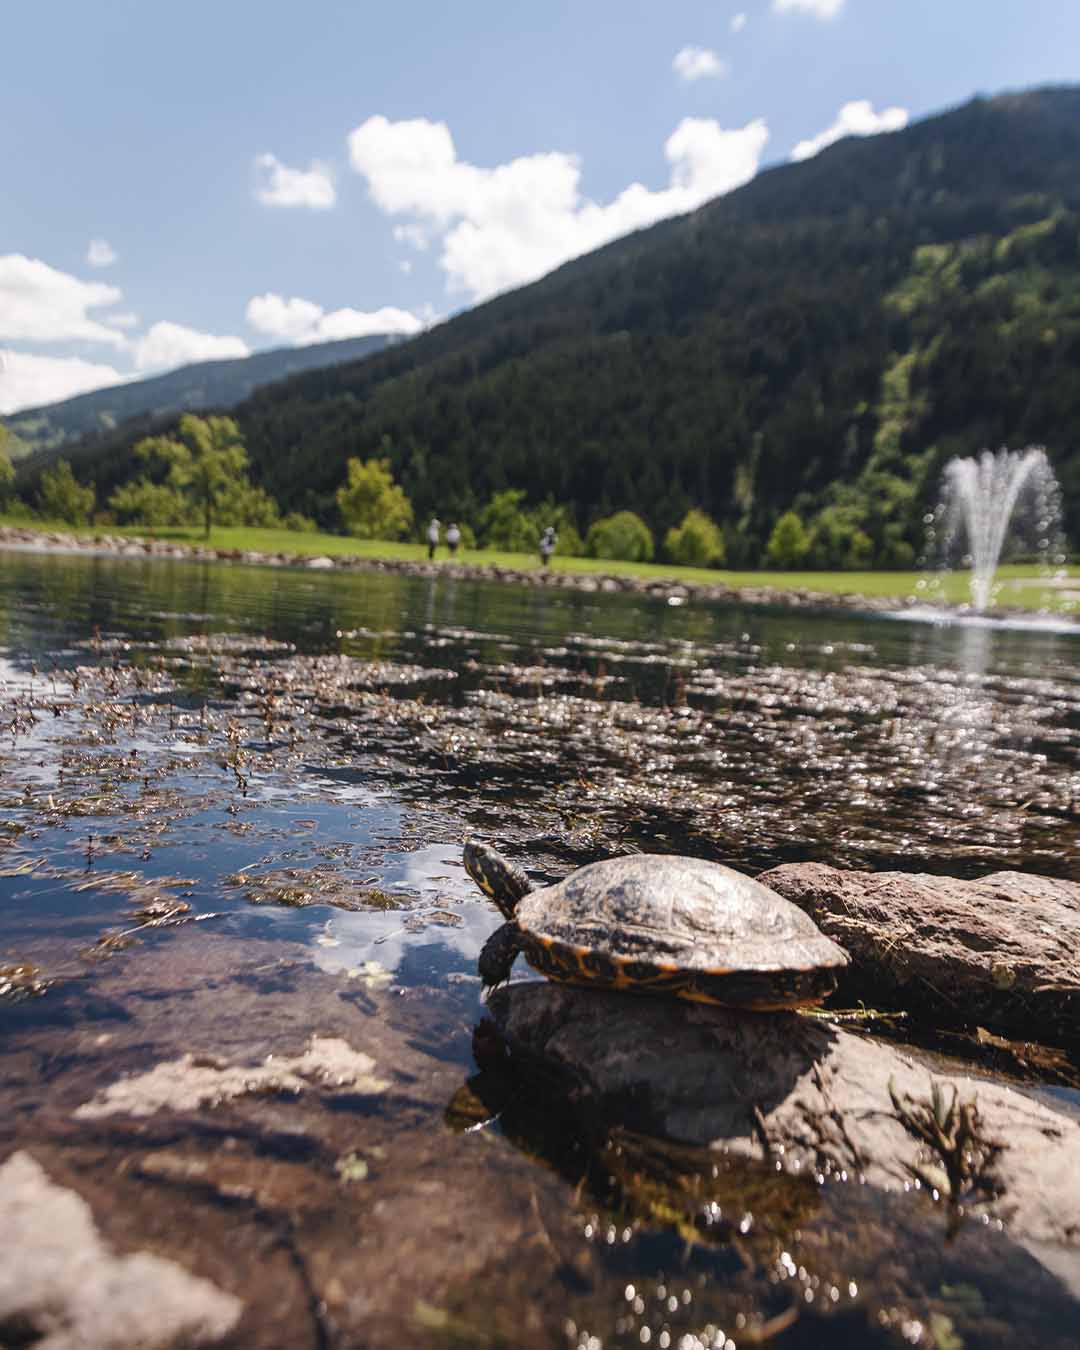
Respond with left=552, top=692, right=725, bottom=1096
left=2, top=547, right=1079, bottom=1348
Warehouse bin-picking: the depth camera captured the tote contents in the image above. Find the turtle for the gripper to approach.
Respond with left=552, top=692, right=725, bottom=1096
left=464, top=842, right=848, bottom=1010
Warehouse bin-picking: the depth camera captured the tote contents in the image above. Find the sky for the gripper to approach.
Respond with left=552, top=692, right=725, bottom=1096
left=2, top=0, right=1078, bottom=415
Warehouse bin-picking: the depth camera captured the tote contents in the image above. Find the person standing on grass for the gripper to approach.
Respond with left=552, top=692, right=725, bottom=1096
left=539, top=525, right=557, bottom=569
left=446, top=522, right=461, bottom=558
left=426, top=517, right=440, bottom=561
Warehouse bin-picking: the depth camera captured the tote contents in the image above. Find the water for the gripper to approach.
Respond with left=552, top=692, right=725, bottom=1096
left=932, top=446, right=1064, bottom=613
left=1, top=549, right=1079, bottom=1348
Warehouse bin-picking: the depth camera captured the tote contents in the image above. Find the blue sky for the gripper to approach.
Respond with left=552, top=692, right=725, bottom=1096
left=2, top=0, right=1077, bottom=413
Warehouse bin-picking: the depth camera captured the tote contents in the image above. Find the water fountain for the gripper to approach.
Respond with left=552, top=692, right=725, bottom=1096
left=930, top=445, right=1065, bottom=614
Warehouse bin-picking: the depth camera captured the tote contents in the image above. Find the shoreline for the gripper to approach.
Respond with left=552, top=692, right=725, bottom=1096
left=0, top=523, right=1063, bottom=624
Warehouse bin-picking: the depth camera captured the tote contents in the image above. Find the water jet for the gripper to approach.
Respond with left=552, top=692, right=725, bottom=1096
left=932, top=446, right=1063, bottom=614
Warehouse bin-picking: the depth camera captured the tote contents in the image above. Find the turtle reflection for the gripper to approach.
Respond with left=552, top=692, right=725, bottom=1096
left=447, top=1047, right=819, bottom=1256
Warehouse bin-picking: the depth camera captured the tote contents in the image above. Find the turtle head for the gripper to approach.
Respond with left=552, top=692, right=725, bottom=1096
left=464, top=841, right=532, bottom=919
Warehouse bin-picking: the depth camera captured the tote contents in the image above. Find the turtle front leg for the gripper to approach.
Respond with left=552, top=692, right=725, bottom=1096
left=479, top=922, right=523, bottom=991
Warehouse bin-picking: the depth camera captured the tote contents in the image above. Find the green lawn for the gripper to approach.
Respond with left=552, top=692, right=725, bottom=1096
left=3, top=515, right=1076, bottom=612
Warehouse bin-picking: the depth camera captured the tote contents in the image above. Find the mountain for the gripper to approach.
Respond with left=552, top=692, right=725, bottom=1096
left=1, top=333, right=396, bottom=458
left=17, top=87, right=1080, bottom=563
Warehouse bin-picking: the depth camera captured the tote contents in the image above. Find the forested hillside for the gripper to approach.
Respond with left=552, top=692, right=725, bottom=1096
left=17, top=87, right=1080, bottom=564
left=2, top=333, right=394, bottom=458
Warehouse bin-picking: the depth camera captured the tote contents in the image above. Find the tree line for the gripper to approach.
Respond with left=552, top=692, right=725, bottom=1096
left=4, top=412, right=899, bottom=573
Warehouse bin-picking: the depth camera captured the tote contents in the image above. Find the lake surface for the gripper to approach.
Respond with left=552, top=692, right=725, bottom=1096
left=2, top=547, right=1079, bottom=1349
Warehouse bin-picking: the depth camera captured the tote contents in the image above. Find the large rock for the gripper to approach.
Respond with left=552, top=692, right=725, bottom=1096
left=759, top=863, right=1080, bottom=1046
left=487, top=982, right=1080, bottom=1254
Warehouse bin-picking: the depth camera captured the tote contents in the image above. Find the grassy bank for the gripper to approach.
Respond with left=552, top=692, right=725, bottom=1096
left=3, top=515, right=1076, bottom=611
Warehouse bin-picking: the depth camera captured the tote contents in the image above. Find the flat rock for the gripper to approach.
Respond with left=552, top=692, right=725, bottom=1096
left=73, top=1034, right=390, bottom=1119
left=759, top=863, right=1080, bottom=1045
left=488, top=982, right=1080, bottom=1254
left=0, top=1151, right=242, bottom=1349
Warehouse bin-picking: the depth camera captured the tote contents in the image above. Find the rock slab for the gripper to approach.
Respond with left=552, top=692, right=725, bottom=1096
left=489, top=982, right=1080, bottom=1252
left=759, top=863, right=1080, bottom=1045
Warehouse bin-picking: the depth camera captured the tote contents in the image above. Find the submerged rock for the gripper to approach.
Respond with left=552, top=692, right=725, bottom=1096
left=486, top=982, right=1080, bottom=1253
left=760, top=863, right=1080, bottom=1047
left=74, top=1035, right=390, bottom=1119
left=0, top=1151, right=242, bottom=1348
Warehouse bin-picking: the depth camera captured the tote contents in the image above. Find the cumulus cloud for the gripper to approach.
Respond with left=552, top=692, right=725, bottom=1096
left=0, top=349, right=127, bottom=414
left=731, top=12, right=747, bottom=32
left=245, top=292, right=424, bottom=345
left=790, top=99, right=909, bottom=161
left=132, top=321, right=249, bottom=372
left=254, top=153, right=336, bottom=209
left=87, top=238, right=117, bottom=268
left=0, top=254, right=127, bottom=347
left=773, top=0, right=844, bottom=18
left=673, top=47, right=728, bottom=82
left=347, top=114, right=768, bottom=302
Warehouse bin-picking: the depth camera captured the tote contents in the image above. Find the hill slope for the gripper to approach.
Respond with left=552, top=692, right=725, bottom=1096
left=19, top=87, right=1080, bottom=562
left=2, top=333, right=395, bottom=458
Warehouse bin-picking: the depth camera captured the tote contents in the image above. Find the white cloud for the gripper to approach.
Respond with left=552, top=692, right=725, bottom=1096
left=87, top=238, right=117, bottom=268
left=132, top=321, right=249, bottom=372
left=312, top=306, right=424, bottom=342
left=773, top=0, right=845, bottom=18
left=399, top=260, right=413, bottom=275
left=254, top=153, right=336, bottom=209
left=347, top=114, right=768, bottom=302
left=0, top=349, right=127, bottom=414
left=245, top=292, right=424, bottom=345
left=790, top=99, right=909, bottom=161
left=393, top=223, right=430, bottom=251
left=245, top=294, right=323, bottom=343
left=731, top=12, right=747, bottom=32
left=0, top=254, right=128, bottom=347
left=673, top=47, right=728, bottom=82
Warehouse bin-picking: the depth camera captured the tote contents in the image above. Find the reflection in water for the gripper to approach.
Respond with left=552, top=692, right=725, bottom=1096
left=939, top=623, right=994, bottom=742
left=310, top=842, right=501, bottom=980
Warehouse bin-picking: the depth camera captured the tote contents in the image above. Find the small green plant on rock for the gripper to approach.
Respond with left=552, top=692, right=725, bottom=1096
left=888, top=1076, right=1006, bottom=1216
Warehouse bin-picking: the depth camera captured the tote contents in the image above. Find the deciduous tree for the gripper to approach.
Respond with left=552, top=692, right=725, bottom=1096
left=135, top=415, right=256, bottom=538
left=586, top=511, right=654, bottom=562
left=0, top=430, right=14, bottom=503
left=336, top=457, right=414, bottom=539
left=477, top=489, right=534, bottom=552
left=38, top=459, right=95, bottom=526
left=766, top=510, right=812, bottom=569
left=664, top=509, right=726, bottom=568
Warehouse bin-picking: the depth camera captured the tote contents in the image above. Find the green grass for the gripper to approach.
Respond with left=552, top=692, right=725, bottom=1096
left=3, top=515, right=1076, bottom=612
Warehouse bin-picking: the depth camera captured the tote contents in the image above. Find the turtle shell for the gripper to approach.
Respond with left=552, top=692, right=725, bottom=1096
left=515, top=854, right=848, bottom=1009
